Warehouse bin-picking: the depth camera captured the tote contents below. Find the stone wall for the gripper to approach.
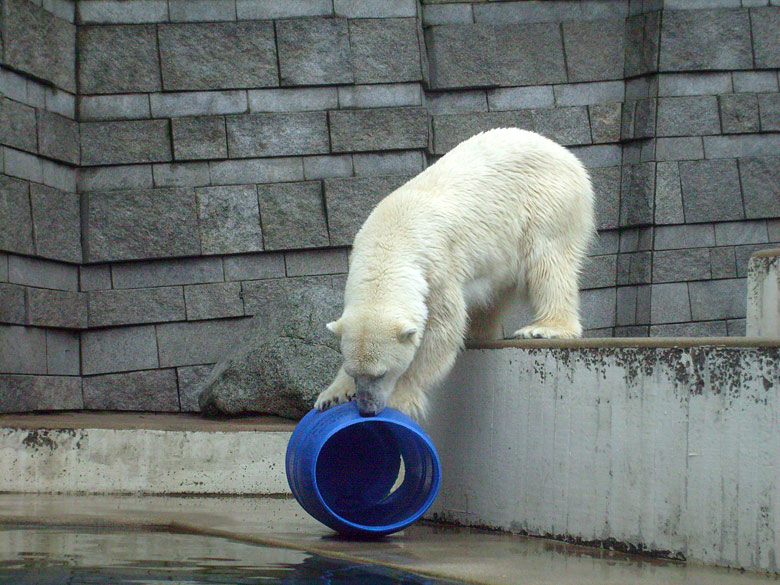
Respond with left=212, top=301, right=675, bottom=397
left=0, top=0, right=779, bottom=413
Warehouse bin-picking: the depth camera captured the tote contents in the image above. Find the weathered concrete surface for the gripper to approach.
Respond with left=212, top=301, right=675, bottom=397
left=747, top=249, right=780, bottom=337
left=0, top=413, right=292, bottom=495
left=425, top=339, right=780, bottom=574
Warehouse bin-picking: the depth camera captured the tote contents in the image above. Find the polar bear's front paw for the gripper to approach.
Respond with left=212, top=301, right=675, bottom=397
left=512, top=324, right=580, bottom=339
left=314, top=384, right=355, bottom=412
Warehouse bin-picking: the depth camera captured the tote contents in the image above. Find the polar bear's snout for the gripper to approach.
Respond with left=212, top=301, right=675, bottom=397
left=354, top=374, right=389, bottom=416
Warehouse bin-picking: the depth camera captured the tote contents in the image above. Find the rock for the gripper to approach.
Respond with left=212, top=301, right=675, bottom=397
left=198, top=280, right=343, bottom=419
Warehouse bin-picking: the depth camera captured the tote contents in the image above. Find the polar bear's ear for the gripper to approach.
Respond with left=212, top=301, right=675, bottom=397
left=396, top=322, right=418, bottom=343
left=326, top=320, right=343, bottom=337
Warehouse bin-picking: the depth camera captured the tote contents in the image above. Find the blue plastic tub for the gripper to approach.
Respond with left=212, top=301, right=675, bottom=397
left=285, top=402, right=441, bottom=538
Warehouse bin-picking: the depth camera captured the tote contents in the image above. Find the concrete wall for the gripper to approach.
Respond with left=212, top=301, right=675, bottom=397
left=426, top=338, right=780, bottom=573
left=0, top=0, right=779, bottom=413
left=747, top=249, right=780, bottom=337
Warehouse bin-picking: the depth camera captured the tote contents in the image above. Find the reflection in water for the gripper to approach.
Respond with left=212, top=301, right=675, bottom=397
left=0, top=526, right=458, bottom=585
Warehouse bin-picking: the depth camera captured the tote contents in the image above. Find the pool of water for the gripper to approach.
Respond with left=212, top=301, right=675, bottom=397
left=0, top=525, right=460, bottom=585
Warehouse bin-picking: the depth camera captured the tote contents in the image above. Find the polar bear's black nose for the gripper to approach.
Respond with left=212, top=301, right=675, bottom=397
left=355, top=390, right=383, bottom=417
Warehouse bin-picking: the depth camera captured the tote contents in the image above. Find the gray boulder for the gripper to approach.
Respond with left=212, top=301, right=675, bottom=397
left=199, top=278, right=344, bottom=419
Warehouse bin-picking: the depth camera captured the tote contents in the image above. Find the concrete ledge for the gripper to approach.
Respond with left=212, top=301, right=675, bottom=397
left=0, top=413, right=294, bottom=495
left=426, top=343, right=780, bottom=573
left=467, top=336, right=780, bottom=350
left=747, top=249, right=780, bottom=338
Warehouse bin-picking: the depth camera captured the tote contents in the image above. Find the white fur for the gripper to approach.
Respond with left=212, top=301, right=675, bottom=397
left=315, top=128, right=595, bottom=420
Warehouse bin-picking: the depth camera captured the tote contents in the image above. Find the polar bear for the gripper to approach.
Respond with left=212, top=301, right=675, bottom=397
left=315, top=128, right=595, bottom=420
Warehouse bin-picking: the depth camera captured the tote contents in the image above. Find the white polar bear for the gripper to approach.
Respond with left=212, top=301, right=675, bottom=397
left=315, top=128, right=595, bottom=420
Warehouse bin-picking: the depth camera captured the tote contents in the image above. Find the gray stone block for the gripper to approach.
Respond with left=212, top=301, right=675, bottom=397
left=36, top=110, right=79, bottom=165
left=472, top=0, right=627, bottom=24
left=241, top=275, right=339, bottom=321
left=726, top=318, right=746, bottom=337
left=657, top=72, right=733, bottom=97
left=85, top=187, right=200, bottom=263
left=83, top=369, right=180, bottom=411
left=579, top=287, right=616, bottom=329
left=751, top=7, right=780, bottom=68
left=570, top=144, right=621, bottom=168
left=236, top=0, right=331, bottom=19
left=353, top=151, right=424, bottom=177
left=714, top=220, right=768, bottom=246
left=184, top=282, right=244, bottom=320
left=249, top=87, right=339, bottom=112
left=633, top=98, right=656, bottom=139
left=26, top=288, right=87, bottom=329
left=226, top=112, right=329, bottom=158
left=0, top=284, right=25, bottom=324
left=3, top=147, right=43, bottom=184
left=172, top=116, right=227, bottom=161
left=432, top=111, right=534, bottom=154
left=767, top=219, right=780, bottom=242
left=659, top=9, right=752, bottom=72
left=720, top=94, right=759, bottom=134
left=589, top=166, right=620, bottom=230
left=613, top=325, right=648, bottom=337
left=635, top=284, right=652, bottom=325
left=303, top=155, right=353, bottom=180
left=679, top=159, right=744, bottom=223
left=622, top=103, right=637, bottom=142
left=46, top=329, right=79, bottom=376
left=78, top=24, right=160, bottom=94
left=257, top=181, right=329, bottom=251
left=112, top=257, right=223, bottom=289
left=620, top=162, right=655, bottom=227
left=588, top=103, right=621, bottom=144
left=79, top=165, right=154, bottom=192
left=580, top=254, right=617, bottom=289
left=732, top=71, right=778, bottom=94
left=650, top=321, right=728, bottom=337
left=324, top=175, right=410, bottom=246
left=30, top=184, right=81, bottom=263
left=655, top=137, right=704, bottom=162
left=209, top=157, right=304, bottom=185
left=79, top=264, right=112, bottom=291
left=177, top=364, right=214, bottom=412
left=653, top=249, right=711, bottom=283
left=223, top=252, right=285, bottom=282
left=44, top=87, right=76, bottom=119
left=617, top=251, right=651, bottom=286
left=156, top=317, right=250, bottom=367
left=153, top=162, right=211, bottom=188
left=562, top=19, right=624, bottom=83
left=349, top=18, right=422, bottom=84
left=285, top=248, right=349, bottom=277
left=159, top=22, right=277, bottom=90
left=339, top=84, right=422, bottom=110
left=196, top=185, right=263, bottom=255
left=3, top=0, right=75, bottom=92
left=335, top=0, right=416, bottom=18
left=0, top=375, right=82, bottom=413
left=88, top=287, right=186, bottom=327
left=624, top=12, right=660, bottom=78
left=739, top=157, right=780, bottom=219
left=590, top=230, right=619, bottom=256
left=8, top=255, right=78, bottom=291
left=0, top=254, right=7, bottom=282
left=703, top=134, right=780, bottom=159
left=330, top=107, right=428, bottom=153
left=655, top=224, right=716, bottom=250
left=0, top=98, right=37, bottom=153
left=78, top=0, right=168, bottom=23
left=656, top=96, right=720, bottom=137
left=79, top=94, right=151, bottom=121
left=487, top=86, right=553, bottom=111
left=276, top=18, right=353, bottom=86
left=82, top=324, right=159, bottom=375
left=710, top=246, right=737, bottom=280
left=0, top=175, right=34, bottom=256
left=80, top=120, right=171, bottom=166
left=758, top=93, right=780, bottom=131
left=689, top=278, right=747, bottom=321
left=650, top=282, right=691, bottom=324
left=532, top=106, right=591, bottom=146
left=422, top=3, right=473, bottom=25
left=41, top=159, right=78, bottom=194
left=425, top=24, right=566, bottom=89
left=170, top=0, right=236, bottom=21
left=0, top=325, right=47, bottom=374
left=616, top=286, right=638, bottom=326
left=555, top=82, right=624, bottom=107
left=149, top=90, right=248, bottom=118
left=655, top=162, right=685, bottom=225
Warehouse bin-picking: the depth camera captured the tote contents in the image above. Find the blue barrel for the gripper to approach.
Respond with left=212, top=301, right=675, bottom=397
left=285, top=402, right=441, bottom=537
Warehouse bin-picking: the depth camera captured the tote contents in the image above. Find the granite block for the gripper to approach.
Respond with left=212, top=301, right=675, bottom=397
left=330, top=107, right=428, bottom=153
left=589, top=166, right=620, bottom=230
left=236, top=0, right=331, bottom=20
left=353, top=151, right=424, bottom=177
left=335, top=0, right=416, bottom=18
left=78, top=24, right=160, bottom=93
left=149, top=90, right=248, bottom=118
left=248, top=87, right=339, bottom=112
left=223, top=252, right=285, bottom=281
left=79, top=165, right=154, bottom=192
left=226, top=112, right=329, bottom=158
left=679, top=159, right=744, bottom=223
left=85, top=187, right=200, bottom=262
left=349, top=18, right=422, bottom=84
left=620, top=163, right=655, bottom=227
left=650, top=321, right=728, bottom=337
left=532, top=106, right=591, bottom=146
left=0, top=98, right=37, bottom=153
left=732, top=71, right=778, bottom=93
left=562, top=19, right=624, bottom=82
left=688, top=278, right=747, bottom=321
left=159, top=21, right=277, bottom=90
left=82, top=325, right=159, bottom=375
left=655, top=224, right=716, bottom=250
left=177, top=364, right=214, bottom=412
left=257, top=181, right=329, bottom=250
left=0, top=326, right=47, bottom=374
left=285, top=248, right=349, bottom=277
left=79, top=264, right=112, bottom=291
left=710, top=246, right=737, bottom=280
left=172, top=116, right=227, bottom=161
left=196, top=185, right=263, bottom=255
left=652, top=248, right=711, bottom=283
left=719, top=93, right=760, bottom=134
left=88, top=286, right=186, bottom=327
left=3, top=147, right=43, bottom=183
left=657, top=72, right=733, bottom=97
left=78, top=0, right=169, bottom=23
left=655, top=137, right=704, bottom=161
left=703, top=134, right=780, bottom=159
left=580, top=254, right=617, bottom=289
left=0, top=375, right=82, bottom=413
left=0, top=175, right=34, bottom=256
left=338, top=84, right=422, bottom=109
left=579, top=287, right=616, bottom=329
left=0, top=284, right=25, bottom=324
left=303, top=155, right=354, bottom=180
left=276, top=17, right=353, bottom=86
left=46, top=329, right=79, bottom=376
left=650, top=283, right=691, bottom=324
left=26, top=288, right=87, bottom=329
left=209, top=157, right=304, bottom=185
left=751, top=7, right=780, bottom=68
left=36, top=109, right=79, bottom=165
left=654, top=162, right=685, bottom=225
left=29, top=184, right=81, bottom=263
left=487, top=86, right=553, bottom=111
left=8, top=255, right=78, bottom=291
left=83, top=369, right=180, bottom=411
left=739, top=157, right=780, bottom=219
left=170, top=0, right=236, bottom=21
left=432, top=111, right=534, bottom=154
left=184, top=282, right=244, bottom=320
left=80, top=120, right=171, bottom=166
left=758, top=93, right=780, bottom=131
left=656, top=96, right=720, bottom=137
left=422, top=3, right=473, bottom=25
left=156, top=317, right=250, bottom=367
left=79, top=94, right=151, bottom=121
left=112, top=257, right=224, bottom=289
left=44, top=86, right=76, bottom=118
left=153, top=162, right=211, bottom=188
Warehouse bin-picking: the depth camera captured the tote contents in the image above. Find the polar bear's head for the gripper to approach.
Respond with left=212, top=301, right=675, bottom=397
left=327, top=312, right=421, bottom=416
